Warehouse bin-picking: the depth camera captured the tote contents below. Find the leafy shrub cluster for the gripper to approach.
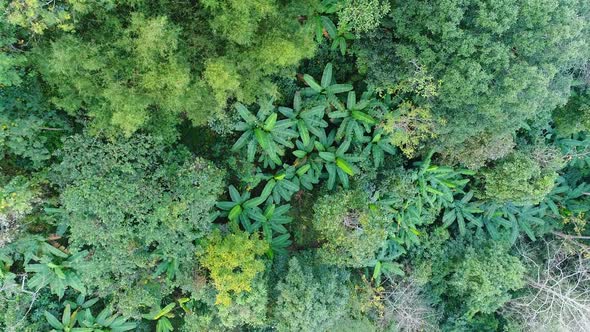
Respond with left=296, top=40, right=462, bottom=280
left=1, top=0, right=589, bottom=331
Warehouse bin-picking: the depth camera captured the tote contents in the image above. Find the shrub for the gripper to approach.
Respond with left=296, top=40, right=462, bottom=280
left=426, top=239, right=526, bottom=319
left=199, top=230, right=268, bottom=307
left=357, top=0, right=590, bottom=161
left=51, top=134, right=225, bottom=316
left=0, top=176, right=38, bottom=247
left=337, top=0, right=390, bottom=35
left=216, top=276, right=268, bottom=329
left=33, top=1, right=317, bottom=138
left=312, top=189, right=389, bottom=267
left=273, top=253, right=350, bottom=332
left=482, top=151, right=559, bottom=205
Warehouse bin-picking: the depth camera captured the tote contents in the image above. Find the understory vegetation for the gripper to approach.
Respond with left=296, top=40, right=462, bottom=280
left=1, top=0, right=590, bottom=331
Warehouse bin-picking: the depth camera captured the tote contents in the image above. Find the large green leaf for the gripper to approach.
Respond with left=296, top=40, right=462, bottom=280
left=320, top=16, right=337, bottom=38
left=319, top=151, right=336, bottom=162
left=303, top=74, right=322, bottom=92
left=45, top=311, right=64, bottom=329
left=232, top=131, right=252, bottom=151
left=235, top=103, right=257, bottom=124
left=325, top=84, right=353, bottom=95
left=321, top=63, right=333, bottom=88
left=336, top=157, right=355, bottom=176
left=228, top=205, right=242, bottom=221
left=154, top=303, right=176, bottom=320
left=254, top=129, right=270, bottom=150
left=263, top=113, right=277, bottom=131
left=351, top=110, right=377, bottom=125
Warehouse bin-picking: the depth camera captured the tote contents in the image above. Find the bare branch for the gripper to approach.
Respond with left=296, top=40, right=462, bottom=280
left=504, top=240, right=590, bottom=331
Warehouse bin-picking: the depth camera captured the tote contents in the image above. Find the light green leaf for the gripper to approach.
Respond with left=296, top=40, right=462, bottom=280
left=319, top=151, right=336, bottom=162
left=336, top=157, right=355, bottom=176
left=325, top=84, right=353, bottom=95
left=303, top=74, right=322, bottom=92
left=235, top=103, right=256, bottom=124
left=228, top=205, right=242, bottom=221
left=154, top=303, right=176, bottom=320
left=45, top=311, right=64, bottom=329
left=263, top=113, right=277, bottom=131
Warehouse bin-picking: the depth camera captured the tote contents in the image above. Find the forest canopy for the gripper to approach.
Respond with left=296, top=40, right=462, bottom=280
left=1, top=0, right=590, bottom=331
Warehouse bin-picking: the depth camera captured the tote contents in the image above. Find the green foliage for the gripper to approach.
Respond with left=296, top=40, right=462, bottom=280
left=448, top=246, right=525, bottom=317
left=0, top=175, right=38, bottom=246
left=331, top=317, right=377, bottom=332
left=216, top=184, right=270, bottom=225
left=303, top=62, right=353, bottom=96
left=0, top=6, right=26, bottom=88
left=359, top=0, right=590, bottom=160
left=228, top=63, right=396, bottom=193
left=201, top=0, right=275, bottom=46
left=264, top=165, right=307, bottom=202
left=0, top=286, right=52, bottom=331
left=0, top=110, right=69, bottom=169
left=553, top=89, right=590, bottom=136
left=372, top=168, right=424, bottom=245
left=3, top=0, right=78, bottom=34
left=310, top=0, right=355, bottom=55
left=0, top=69, right=71, bottom=169
left=51, top=134, right=225, bottom=316
left=215, top=276, right=268, bottom=329
left=278, top=91, right=328, bottom=148
left=45, top=295, right=136, bottom=332
left=442, top=191, right=484, bottom=237
left=2, top=0, right=589, bottom=329
left=37, top=14, right=194, bottom=139
left=25, top=243, right=86, bottom=299
left=540, top=175, right=590, bottom=235
left=329, top=90, right=378, bottom=140
left=312, top=188, right=389, bottom=267
left=314, top=132, right=361, bottom=189
left=215, top=182, right=293, bottom=255
left=142, top=302, right=177, bottom=332
left=220, top=63, right=397, bottom=262
left=231, top=101, right=298, bottom=167
left=442, top=133, right=515, bottom=170
left=360, top=128, right=396, bottom=168
left=482, top=151, right=560, bottom=206
left=383, top=101, right=440, bottom=158
left=31, top=0, right=317, bottom=138
left=1, top=236, right=86, bottom=301
left=374, top=155, right=474, bottom=248
left=247, top=203, right=293, bottom=255
left=337, top=0, right=390, bottom=35
left=273, top=254, right=350, bottom=331
left=425, top=239, right=525, bottom=320
left=199, top=230, right=268, bottom=307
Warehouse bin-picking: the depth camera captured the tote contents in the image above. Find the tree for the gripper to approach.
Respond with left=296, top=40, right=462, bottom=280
left=215, top=276, right=269, bottom=329
left=425, top=239, right=525, bottom=320
left=312, top=188, right=389, bottom=267
left=199, top=230, right=268, bottom=307
left=36, top=14, right=197, bottom=139
left=481, top=151, right=560, bottom=206
left=32, top=0, right=318, bottom=138
left=51, top=134, right=225, bottom=317
left=273, top=253, right=350, bottom=332
left=357, top=0, right=590, bottom=164
left=553, top=89, right=590, bottom=137
left=0, top=176, right=38, bottom=247
left=448, top=245, right=525, bottom=317
left=337, top=0, right=390, bottom=35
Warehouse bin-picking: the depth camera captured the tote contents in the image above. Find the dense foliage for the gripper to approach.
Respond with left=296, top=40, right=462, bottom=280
left=1, top=0, right=589, bottom=331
